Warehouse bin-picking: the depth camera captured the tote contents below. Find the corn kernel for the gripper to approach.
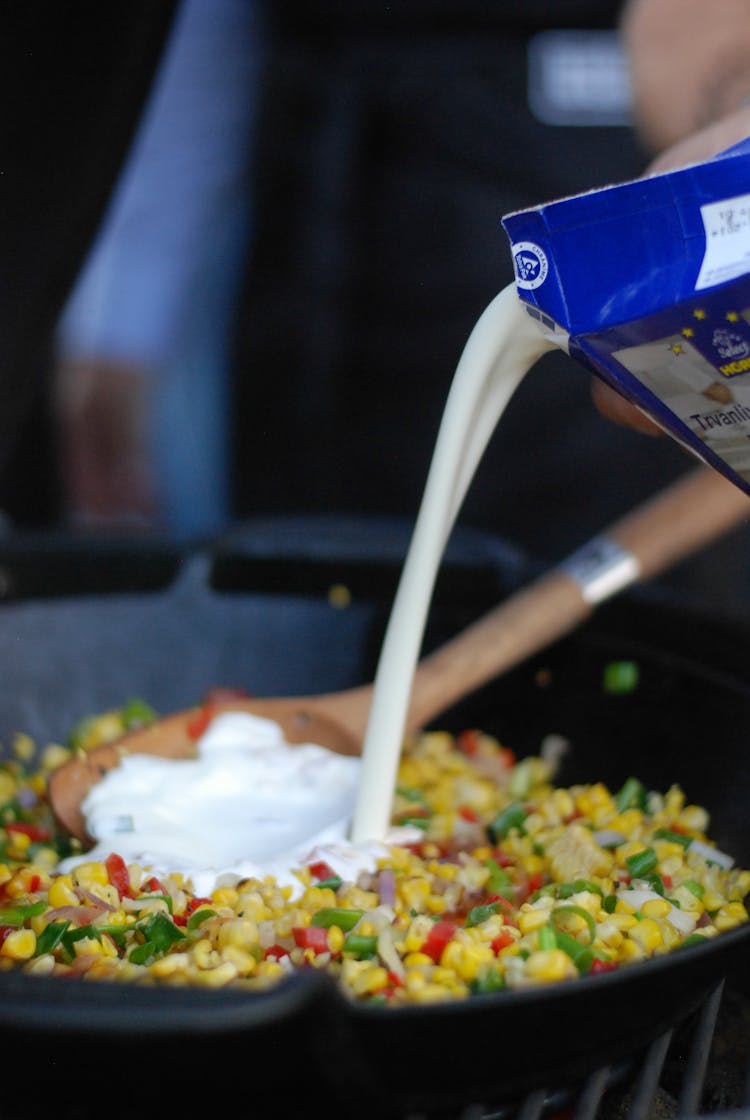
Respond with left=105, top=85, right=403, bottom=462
left=702, top=891, right=726, bottom=912
left=525, top=949, right=576, bottom=983
left=7, top=831, right=30, bottom=855
left=216, top=918, right=259, bottom=951
left=196, top=961, right=239, bottom=987
left=609, top=911, right=638, bottom=930
left=219, top=945, right=258, bottom=976
left=211, top=886, right=239, bottom=909
left=0, top=928, right=36, bottom=960
left=73, top=936, right=108, bottom=959
left=72, top=861, right=108, bottom=890
left=149, top=952, right=191, bottom=978
left=255, top=959, right=287, bottom=982
left=40, top=743, right=71, bottom=772
left=12, top=733, right=35, bottom=762
left=628, top=918, right=663, bottom=952
left=193, top=938, right=221, bottom=970
left=0, top=772, right=16, bottom=803
left=403, top=915, right=433, bottom=953
left=327, top=926, right=345, bottom=955
left=641, top=897, right=671, bottom=920
left=518, top=907, right=549, bottom=934
left=619, top=939, right=646, bottom=962
left=679, top=805, right=709, bottom=832
left=403, top=951, right=433, bottom=967
left=351, top=965, right=390, bottom=996
left=48, top=875, right=78, bottom=908
left=714, top=901, right=749, bottom=931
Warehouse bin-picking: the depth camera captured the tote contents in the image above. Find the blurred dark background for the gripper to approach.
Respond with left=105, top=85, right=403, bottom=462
left=1, top=0, right=749, bottom=619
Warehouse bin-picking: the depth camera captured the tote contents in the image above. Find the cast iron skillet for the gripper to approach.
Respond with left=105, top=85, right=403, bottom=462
left=0, top=519, right=748, bottom=1118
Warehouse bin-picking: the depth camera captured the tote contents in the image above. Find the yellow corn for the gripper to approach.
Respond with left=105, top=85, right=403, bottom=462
left=439, top=939, right=494, bottom=981
left=679, top=804, right=709, bottom=832
left=218, top=945, right=258, bottom=977
left=403, top=951, right=433, bottom=968
left=327, top=926, right=346, bottom=955
left=211, top=885, right=239, bottom=909
left=525, top=949, right=576, bottom=983
left=216, top=918, right=259, bottom=951
left=702, top=890, right=727, bottom=912
left=0, top=771, right=16, bottom=803
left=518, top=907, right=550, bottom=934
left=0, top=928, right=36, bottom=960
left=641, top=897, right=671, bottom=920
left=40, top=744, right=71, bottom=772
left=713, top=901, right=748, bottom=931
left=149, top=952, right=190, bottom=978
left=71, top=861, right=109, bottom=890
left=628, top=918, right=663, bottom=952
left=47, top=875, right=78, bottom=908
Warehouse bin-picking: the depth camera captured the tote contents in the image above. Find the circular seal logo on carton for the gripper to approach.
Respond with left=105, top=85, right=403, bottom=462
left=512, top=241, right=549, bottom=289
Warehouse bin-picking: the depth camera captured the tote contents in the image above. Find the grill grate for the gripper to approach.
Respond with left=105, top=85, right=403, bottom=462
left=408, top=982, right=750, bottom=1120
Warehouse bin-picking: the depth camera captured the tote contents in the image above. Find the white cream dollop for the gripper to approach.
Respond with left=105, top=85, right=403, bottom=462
left=59, top=711, right=416, bottom=896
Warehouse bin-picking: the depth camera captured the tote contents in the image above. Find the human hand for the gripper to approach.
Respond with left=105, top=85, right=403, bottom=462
left=590, top=0, right=750, bottom=434
left=52, top=357, right=161, bottom=530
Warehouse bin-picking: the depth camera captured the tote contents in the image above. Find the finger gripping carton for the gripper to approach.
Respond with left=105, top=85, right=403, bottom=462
left=501, top=139, right=750, bottom=495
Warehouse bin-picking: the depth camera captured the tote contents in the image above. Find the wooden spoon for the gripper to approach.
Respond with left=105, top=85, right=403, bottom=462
left=49, top=465, right=749, bottom=840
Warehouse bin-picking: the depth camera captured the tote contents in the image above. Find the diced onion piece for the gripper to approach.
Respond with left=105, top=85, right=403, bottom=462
left=592, top=829, right=626, bottom=849
left=378, top=868, right=396, bottom=907
left=688, top=839, right=734, bottom=870
left=618, top=889, right=697, bottom=935
left=377, top=926, right=405, bottom=981
left=540, top=734, right=569, bottom=776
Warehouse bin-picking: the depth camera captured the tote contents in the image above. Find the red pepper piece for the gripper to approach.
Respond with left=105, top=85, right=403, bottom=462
left=491, top=850, right=515, bottom=868
left=307, top=860, right=337, bottom=882
left=105, top=852, right=135, bottom=899
left=527, top=871, right=544, bottom=895
left=458, top=805, right=479, bottom=822
left=5, top=822, right=51, bottom=843
left=186, top=896, right=214, bottom=914
left=457, top=729, right=482, bottom=755
left=292, top=926, right=329, bottom=953
left=486, top=894, right=514, bottom=915
left=186, top=688, right=251, bottom=740
left=265, top=943, right=291, bottom=960
left=490, top=930, right=515, bottom=953
left=422, top=920, right=457, bottom=963
left=589, top=958, right=618, bottom=975
left=143, top=876, right=169, bottom=895
left=186, top=706, right=214, bottom=740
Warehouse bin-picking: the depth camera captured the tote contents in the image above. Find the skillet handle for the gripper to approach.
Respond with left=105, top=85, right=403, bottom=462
left=406, top=466, right=750, bottom=730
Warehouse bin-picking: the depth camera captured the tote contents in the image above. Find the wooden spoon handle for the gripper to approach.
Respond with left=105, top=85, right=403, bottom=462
left=406, top=466, right=749, bottom=729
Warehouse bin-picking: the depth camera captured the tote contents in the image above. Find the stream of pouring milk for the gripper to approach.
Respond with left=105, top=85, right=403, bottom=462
left=66, top=284, right=557, bottom=889
left=350, top=283, right=555, bottom=842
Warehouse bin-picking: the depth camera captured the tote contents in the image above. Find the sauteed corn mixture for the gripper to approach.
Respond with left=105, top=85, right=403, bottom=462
left=1, top=711, right=749, bottom=1005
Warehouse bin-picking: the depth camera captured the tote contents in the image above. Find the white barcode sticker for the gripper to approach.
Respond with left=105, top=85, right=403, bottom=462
left=696, top=193, right=750, bottom=290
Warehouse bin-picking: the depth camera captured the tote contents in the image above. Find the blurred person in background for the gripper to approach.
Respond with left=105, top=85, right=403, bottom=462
left=52, top=0, right=265, bottom=538
left=594, top=0, right=750, bottom=433
left=2, top=1, right=750, bottom=617
left=227, top=0, right=750, bottom=615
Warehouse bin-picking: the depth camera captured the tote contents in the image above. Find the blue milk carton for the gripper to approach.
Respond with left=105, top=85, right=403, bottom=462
left=501, top=139, right=750, bottom=496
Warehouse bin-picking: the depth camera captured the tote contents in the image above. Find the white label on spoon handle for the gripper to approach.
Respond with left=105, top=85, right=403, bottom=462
left=559, top=536, right=640, bottom=605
